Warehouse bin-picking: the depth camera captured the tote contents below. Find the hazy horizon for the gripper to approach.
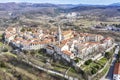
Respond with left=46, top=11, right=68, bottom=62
left=0, top=0, right=120, bottom=5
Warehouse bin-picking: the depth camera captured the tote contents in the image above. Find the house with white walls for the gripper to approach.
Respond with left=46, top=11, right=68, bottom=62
left=3, top=27, right=114, bottom=65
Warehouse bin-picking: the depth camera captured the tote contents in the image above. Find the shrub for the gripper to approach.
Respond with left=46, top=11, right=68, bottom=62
left=94, top=65, right=100, bottom=69
left=20, top=28, right=25, bottom=32
left=116, top=50, right=120, bottom=62
left=118, top=50, right=120, bottom=59
left=30, top=50, right=36, bottom=55
left=2, top=47, right=8, bottom=52
left=0, top=61, right=6, bottom=67
left=84, top=59, right=92, bottom=65
left=74, top=58, right=80, bottom=63
left=104, top=52, right=111, bottom=59
left=23, top=50, right=28, bottom=54
left=38, top=48, right=46, bottom=54
left=91, top=68, right=97, bottom=74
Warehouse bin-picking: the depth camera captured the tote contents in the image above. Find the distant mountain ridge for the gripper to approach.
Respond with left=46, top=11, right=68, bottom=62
left=0, top=2, right=120, bottom=17
left=0, top=2, right=120, bottom=11
left=109, top=2, right=120, bottom=6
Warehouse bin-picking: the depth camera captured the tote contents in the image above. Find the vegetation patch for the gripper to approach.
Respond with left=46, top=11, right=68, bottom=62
left=84, top=59, right=92, bottom=65
left=5, top=52, right=17, bottom=58
left=96, top=57, right=107, bottom=67
left=0, top=42, right=3, bottom=46
left=93, top=61, right=110, bottom=80
left=105, top=52, right=112, bottom=59
left=81, top=57, right=108, bottom=75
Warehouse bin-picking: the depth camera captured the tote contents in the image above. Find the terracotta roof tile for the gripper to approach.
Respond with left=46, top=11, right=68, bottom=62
left=114, top=63, right=120, bottom=74
left=62, top=50, right=72, bottom=56
left=62, top=30, right=72, bottom=35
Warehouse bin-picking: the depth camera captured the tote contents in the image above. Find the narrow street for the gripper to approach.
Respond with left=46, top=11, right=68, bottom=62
left=100, top=46, right=119, bottom=80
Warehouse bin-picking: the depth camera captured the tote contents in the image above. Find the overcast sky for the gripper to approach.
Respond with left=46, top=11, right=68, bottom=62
left=0, top=0, right=120, bottom=5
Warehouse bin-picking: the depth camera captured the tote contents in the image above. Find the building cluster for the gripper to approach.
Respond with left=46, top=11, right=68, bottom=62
left=93, top=25, right=120, bottom=32
left=4, top=27, right=55, bottom=50
left=4, top=26, right=114, bottom=63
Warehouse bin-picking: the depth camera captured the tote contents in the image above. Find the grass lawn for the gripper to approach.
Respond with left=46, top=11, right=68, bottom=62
left=67, top=68, right=83, bottom=79
left=51, top=62, right=69, bottom=72
left=53, top=66, right=66, bottom=72
left=81, top=57, right=108, bottom=75
left=84, top=62, right=99, bottom=74
left=101, top=65, right=109, bottom=75
left=0, top=42, right=3, bottom=47
left=0, top=68, right=15, bottom=79
left=93, top=61, right=110, bottom=80
left=81, top=62, right=96, bottom=71
left=5, top=52, right=17, bottom=58
left=96, top=57, right=107, bottom=66
left=5, top=63, right=40, bottom=80
left=52, top=63, right=69, bottom=69
left=0, top=34, right=2, bottom=39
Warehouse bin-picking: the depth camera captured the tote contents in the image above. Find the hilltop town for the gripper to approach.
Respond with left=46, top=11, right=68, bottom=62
left=0, top=2, right=120, bottom=80
left=3, top=26, right=114, bottom=67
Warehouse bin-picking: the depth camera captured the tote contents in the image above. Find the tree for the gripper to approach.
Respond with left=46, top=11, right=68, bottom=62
left=118, top=50, right=120, bottom=58
left=30, top=50, right=36, bottom=56
left=74, top=58, right=80, bottom=63
left=104, top=52, right=111, bottom=59
left=117, top=50, right=120, bottom=62
left=20, top=28, right=25, bottom=32
left=94, top=65, right=100, bottom=69
left=2, top=47, right=8, bottom=52
left=84, top=59, right=92, bottom=65
left=91, top=68, right=97, bottom=74
left=38, top=48, right=46, bottom=54
left=0, top=61, right=6, bottom=68
left=23, top=50, right=28, bottom=54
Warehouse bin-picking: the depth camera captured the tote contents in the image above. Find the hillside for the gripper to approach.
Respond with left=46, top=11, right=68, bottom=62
left=110, top=2, right=120, bottom=6
left=0, top=2, right=119, bottom=29
left=0, top=2, right=120, bottom=18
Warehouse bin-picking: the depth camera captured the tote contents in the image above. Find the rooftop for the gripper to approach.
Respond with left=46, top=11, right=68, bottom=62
left=114, top=62, right=120, bottom=74
left=62, top=50, right=72, bottom=56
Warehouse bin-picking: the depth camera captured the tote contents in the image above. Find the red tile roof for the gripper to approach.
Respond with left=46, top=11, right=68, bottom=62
left=114, top=63, right=120, bottom=74
left=62, top=50, right=72, bottom=56
left=62, top=30, right=72, bottom=36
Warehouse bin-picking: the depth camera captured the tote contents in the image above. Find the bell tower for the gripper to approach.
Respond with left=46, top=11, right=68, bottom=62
left=58, top=25, right=62, bottom=45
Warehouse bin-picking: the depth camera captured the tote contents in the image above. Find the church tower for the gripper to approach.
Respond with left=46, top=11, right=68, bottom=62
left=58, top=25, right=62, bottom=45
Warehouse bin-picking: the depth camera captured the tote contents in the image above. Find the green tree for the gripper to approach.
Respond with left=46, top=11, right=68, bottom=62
left=30, top=50, right=36, bottom=56
left=21, top=28, right=25, bottom=32
left=91, top=68, right=97, bottom=74
left=104, top=52, right=111, bottom=59
left=84, top=59, right=92, bottom=65
left=2, top=47, right=8, bottom=52
left=0, top=61, right=6, bottom=68
left=117, top=50, right=120, bottom=62
left=94, top=65, right=100, bottom=69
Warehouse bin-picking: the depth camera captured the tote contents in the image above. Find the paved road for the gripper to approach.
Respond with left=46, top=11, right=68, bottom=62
left=101, top=46, right=119, bottom=80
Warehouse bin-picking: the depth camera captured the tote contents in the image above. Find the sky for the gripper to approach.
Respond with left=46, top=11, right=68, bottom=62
left=0, top=0, right=120, bottom=5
